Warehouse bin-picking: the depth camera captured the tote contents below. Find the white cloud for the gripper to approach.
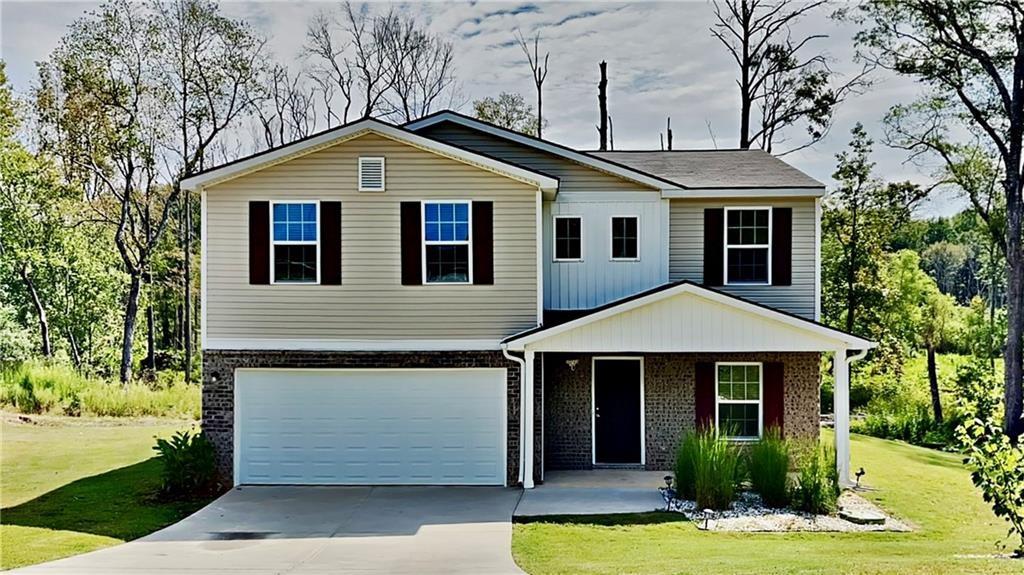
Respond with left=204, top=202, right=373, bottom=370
left=1, top=0, right=962, bottom=216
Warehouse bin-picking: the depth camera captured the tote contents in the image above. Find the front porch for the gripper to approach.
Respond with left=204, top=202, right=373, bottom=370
left=514, top=470, right=667, bottom=517
left=504, top=281, right=875, bottom=489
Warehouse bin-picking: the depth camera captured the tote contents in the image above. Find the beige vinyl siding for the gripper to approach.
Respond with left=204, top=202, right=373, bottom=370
left=669, top=197, right=817, bottom=319
left=204, top=133, right=538, bottom=343
left=417, top=122, right=655, bottom=193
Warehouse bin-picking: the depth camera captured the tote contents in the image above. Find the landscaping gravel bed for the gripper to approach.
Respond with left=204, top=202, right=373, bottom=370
left=660, top=488, right=912, bottom=532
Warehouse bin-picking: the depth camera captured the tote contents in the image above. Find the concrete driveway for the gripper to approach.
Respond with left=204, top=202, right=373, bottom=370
left=12, top=486, right=525, bottom=575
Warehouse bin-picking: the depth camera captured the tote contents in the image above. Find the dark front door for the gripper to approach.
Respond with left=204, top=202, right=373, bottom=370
left=593, top=358, right=642, bottom=464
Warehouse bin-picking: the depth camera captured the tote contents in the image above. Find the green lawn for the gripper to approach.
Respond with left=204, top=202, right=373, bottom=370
left=0, top=415, right=212, bottom=570
left=513, top=433, right=1022, bottom=575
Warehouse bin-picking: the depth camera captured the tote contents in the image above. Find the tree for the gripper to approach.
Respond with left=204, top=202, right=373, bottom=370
left=711, top=0, right=867, bottom=153
left=856, top=0, right=1024, bottom=441
left=515, top=30, right=549, bottom=138
left=921, top=287, right=959, bottom=423
left=472, top=92, right=542, bottom=135
left=36, top=0, right=178, bottom=384
left=822, top=124, right=925, bottom=337
left=379, top=11, right=458, bottom=123
left=922, top=241, right=967, bottom=295
left=597, top=60, right=609, bottom=150
left=254, top=64, right=318, bottom=149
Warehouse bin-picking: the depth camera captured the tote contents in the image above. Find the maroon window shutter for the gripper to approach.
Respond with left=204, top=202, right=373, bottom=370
left=763, top=362, right=785, bottom=433
left=695, top=362, right=716, bottom=430
left=320, top=201, right=342, bottom=285
left=772, top=207, right=792, bottom=286
left=703, top=208, right=724, bottom=286
left=472, top=201, right=494, bottom=285
left=249, top=201, right=270, bottom=285
left=400, top=202, right=422, bottom=285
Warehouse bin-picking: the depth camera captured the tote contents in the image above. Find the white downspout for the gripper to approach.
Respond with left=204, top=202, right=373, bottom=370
left=834, top=347, right=869, bottom=487
left=502, top=344, right=531, bottom=488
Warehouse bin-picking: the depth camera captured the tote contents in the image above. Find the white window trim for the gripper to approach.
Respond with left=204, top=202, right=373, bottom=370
left=609, top=214, right=640, bottom=261
left=723, top=206, right=772, bottom=286
left=590, top=356, right=646, bottom=466
left=358, top=156, right=386, bottom=192
left=553, top=215, right=584, bottom=262
left=421, top=200, right=473, bottom=285
left=270, top=200, right=321, bottom=286
left=714, top=361, right=763, bottom=441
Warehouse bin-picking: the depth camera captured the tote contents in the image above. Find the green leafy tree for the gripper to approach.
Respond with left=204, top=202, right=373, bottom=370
left=472, top=92, right=543, bottom=135
left=855, top=0, right=1024, bottom=441
left=822, top=123, right=925, bottom=337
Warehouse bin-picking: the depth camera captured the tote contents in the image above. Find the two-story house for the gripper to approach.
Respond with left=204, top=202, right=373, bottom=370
left=183, top=110, right=873, bottom=490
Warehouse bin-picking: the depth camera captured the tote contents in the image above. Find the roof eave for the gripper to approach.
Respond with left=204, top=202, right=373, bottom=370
left=661, top=186, right=825, bottom=199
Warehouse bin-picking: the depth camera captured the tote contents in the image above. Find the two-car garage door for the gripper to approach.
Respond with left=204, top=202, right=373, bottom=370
left=234, top=368, right=507, bottom=485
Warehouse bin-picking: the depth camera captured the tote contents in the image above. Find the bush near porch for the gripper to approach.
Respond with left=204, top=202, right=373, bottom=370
left=513, top=432, right=1022, bottom=575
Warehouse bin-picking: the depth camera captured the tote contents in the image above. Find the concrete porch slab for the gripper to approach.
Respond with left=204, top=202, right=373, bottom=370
left=514, top=471, right=667, bottom=517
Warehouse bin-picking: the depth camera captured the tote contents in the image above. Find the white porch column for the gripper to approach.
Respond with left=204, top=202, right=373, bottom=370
left=523, top=349, right=535, bottom=489
left=833, top=348, right=851, bottom=486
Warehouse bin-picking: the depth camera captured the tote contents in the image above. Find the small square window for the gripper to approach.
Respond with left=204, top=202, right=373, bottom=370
left=611, top=216, right=638, bottom=260
left=554, top=217, right=582, bottom=261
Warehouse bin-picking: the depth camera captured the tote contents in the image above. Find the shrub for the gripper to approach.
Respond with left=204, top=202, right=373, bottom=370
left=674, top=431, right=699, bottom=500
left=747, top=426, right=791, bottom=508
left=674, top=427, right=743, bottom=510
left=792, top=442, right=840, bottom=514
left=153, top=429, right=219, bottom=499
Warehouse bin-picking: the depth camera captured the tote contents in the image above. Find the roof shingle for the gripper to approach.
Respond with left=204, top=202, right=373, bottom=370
left=590, top=149, right=824, bottom=189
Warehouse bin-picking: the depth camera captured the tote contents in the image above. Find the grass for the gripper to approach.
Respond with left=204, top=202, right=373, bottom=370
left=0, top=362, right=200, bottom=419
left=0, top=415, right=214, bottom=570
left=513, top=431, right=1022, bottom=575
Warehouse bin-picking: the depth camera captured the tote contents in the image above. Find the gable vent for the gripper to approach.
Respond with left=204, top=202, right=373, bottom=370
left=358, top=157, right=385, bottom=192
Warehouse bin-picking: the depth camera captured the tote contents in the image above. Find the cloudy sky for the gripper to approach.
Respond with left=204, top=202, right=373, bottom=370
left=2, top=0, right=963, bottom=215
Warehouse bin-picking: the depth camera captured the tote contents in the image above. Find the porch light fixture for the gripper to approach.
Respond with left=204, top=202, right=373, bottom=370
left=566, top=359, right=579, bottom=371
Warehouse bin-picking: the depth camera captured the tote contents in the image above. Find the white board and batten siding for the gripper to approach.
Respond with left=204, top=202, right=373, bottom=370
left=525, top=289, right=848, bottom=353
left=669, top=197, right=818, bottom=320
left=235, top=368, right=507, bottom=485
left=204, top=133, right=538, bottom=346
left=543, top=193, right=669, bottom=309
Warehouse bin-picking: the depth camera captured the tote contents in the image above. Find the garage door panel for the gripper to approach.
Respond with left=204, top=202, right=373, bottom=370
left=235, top=368, right=506, bottom=485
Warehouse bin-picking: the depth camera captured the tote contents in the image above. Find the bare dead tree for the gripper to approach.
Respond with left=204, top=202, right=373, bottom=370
left=347, top=2, right=397, bottom=119
left=667, top=117, right=673, bottom=150
left=381, top=12, right=458, bottom=123
left=608, top=115, right=614, bottom=150
left=256, top=64, right=318, bottom=148
left=711, top=0, right=868, bottom=154
left=306, top=9, right=353, bottom=126
left=516, top=29, right=549, bottom=138
left=597, top=61, right=608, bottom=150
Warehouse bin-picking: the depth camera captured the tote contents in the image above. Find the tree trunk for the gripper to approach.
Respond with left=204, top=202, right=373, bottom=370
left=1004, top=173, right=1023, bottom=441
left=145, top=270, right=156, bottom=373
left=18, top=264, right=52, bottom=357
left=66, top=327, right=82, bottom=369
left=927, top=346, right=943, bottom=424
left=119, top=273, right=143, bottom=385
left=184, top=188, right=193, bottom=383
left=536, top=85, right=543, bottom=139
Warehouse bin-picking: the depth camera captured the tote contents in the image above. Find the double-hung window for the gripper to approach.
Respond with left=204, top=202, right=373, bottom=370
left=554, top=216, right=582, bottom=261
left=716, top=363, right=762, bottom=440
left=611, top=216, right=639, bottom=260
left=725, top=207, right=770, bottom=284
left=423, top=201, right=471, bottom=284
left=271, top=202, right=319, bottom=284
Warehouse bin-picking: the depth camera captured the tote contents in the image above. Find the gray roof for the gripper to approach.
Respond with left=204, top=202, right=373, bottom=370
left=590, top=149, right=824, bottom=189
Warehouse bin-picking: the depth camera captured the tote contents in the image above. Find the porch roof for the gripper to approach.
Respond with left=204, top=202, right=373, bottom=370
left=502, top=281, right=875, bottom=353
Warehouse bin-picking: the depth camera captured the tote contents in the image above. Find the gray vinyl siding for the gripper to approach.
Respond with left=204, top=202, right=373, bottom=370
left=543, top=193, right=669, bottom=309
left=669, top=198, right=818, bottom=319
left=204, top=133, right=538, bottom=343
left=416, top=122, right=656, bottom=193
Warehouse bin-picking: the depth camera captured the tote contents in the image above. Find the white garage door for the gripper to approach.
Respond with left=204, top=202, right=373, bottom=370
left=234, top=368, right=507, bottom=485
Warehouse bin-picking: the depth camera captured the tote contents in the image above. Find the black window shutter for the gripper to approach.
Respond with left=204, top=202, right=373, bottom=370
left=249, top=201, right=270, bottom=285
left=320, top=201, right=342, bottom=285
left=772, top=207, right=792, bottom=286
left=763, top=362, right=785, bottom=433
left=400, top=202, right=422, bottom=285
left=703, top=208, right=724, bottom=286
left=473, top=201, right=494, bottom=285
left=695, top=362, right=716, bottom=430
